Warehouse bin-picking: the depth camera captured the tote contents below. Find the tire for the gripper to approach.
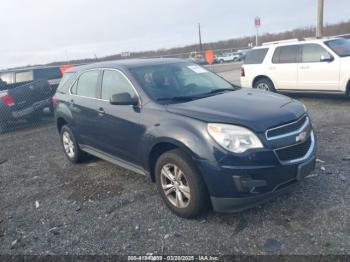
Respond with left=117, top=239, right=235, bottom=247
left=253, top=78, right=276, bottom=92
left=60, top=125, right=87, bottom=163
left=219, top=60, right=224, bottom=64
left=0, top=121, right=8, bottom=134
left=155, top=149, right=209, bottom=218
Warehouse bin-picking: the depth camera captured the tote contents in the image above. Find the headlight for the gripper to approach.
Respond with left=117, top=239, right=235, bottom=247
left=207, top=123, right=263, bottom=153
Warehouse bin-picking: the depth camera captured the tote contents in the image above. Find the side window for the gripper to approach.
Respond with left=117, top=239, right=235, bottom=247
left=244, top=48, right=269, bottom=64
left=101, top=70, right=135, bottom=100
left=15, top=71, right=33, bottom=83
left=76, top=70, right=100, bottom=98
left=272, top=45, right=300, bottom=63
left=301, top=44, right=330, bottom=63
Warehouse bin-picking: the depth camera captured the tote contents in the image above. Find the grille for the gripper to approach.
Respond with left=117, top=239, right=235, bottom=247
left=267, top=115, right=308, bottom=139
left=275, top=136, right=312, bottom=162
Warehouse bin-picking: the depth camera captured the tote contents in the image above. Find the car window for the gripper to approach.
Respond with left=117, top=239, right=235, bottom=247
left=324, top=38, right=350, bottom=57
left=34, top=67, right=62, bottom=80
left=244, top=48, right=268, bottom=64
left=272, top=45, right=299, bottom=63
left=57, top=72, right=75, bottom=93
left=301, top=44, right=330, bottom=63
left=15, top=71, right=33, bottom=83
left=130, top=62, right=234, bottom=102
left=101, top=70, right=135, bottom=100
left=75, top=70, right=100, bottom=98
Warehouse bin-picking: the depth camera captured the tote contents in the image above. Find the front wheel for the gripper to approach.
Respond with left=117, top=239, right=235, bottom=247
left=155, top=149, right=209, bottom=218
left=253, top=78, right=276, bottom=92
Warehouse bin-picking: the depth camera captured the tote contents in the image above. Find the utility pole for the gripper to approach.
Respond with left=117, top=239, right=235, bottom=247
left=254, top=17, right=261, bottom=46
left=198, top=23, right=203, bottom=52
left=316, top=0, right=324, bottom=38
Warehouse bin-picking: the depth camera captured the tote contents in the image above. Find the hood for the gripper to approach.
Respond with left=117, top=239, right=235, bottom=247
left=166, top=89, right=306, bottom=133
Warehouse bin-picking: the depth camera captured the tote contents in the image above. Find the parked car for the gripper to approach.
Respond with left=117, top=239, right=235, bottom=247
left=188, top=54, right=207, bottom=65
left=216, top=52, right=240, bottom=63
left=54, top=58, right=316, bottom=218
left=0, top=65, right=74, bottom=133
left=240, top=38, right=350, bottom=95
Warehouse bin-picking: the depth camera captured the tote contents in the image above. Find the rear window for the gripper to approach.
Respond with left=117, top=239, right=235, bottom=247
left=244, top=48, right=268, bottom=64
left=272, top=45, right=300, bottom=63
left=57, top=72, right=75, bottom=93
left=15, top=71, right=33, bottom=83
left=34, top=67, right=62, bottom=80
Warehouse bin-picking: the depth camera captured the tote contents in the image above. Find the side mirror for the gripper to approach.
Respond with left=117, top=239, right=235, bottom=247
left=320, top=54, right=334, bottom=62
left=110, top=92, right=138, bottom=106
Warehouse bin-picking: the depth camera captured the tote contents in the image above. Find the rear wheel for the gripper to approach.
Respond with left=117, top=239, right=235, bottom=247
left=60, top=125, right=87, bottom=163
left=254, top=78, right=276, bottom=92
left=155, top=149, right=209, bottom=218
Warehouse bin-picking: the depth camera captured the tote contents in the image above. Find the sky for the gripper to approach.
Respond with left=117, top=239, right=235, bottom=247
left=0, top=0, right=349, bottom=68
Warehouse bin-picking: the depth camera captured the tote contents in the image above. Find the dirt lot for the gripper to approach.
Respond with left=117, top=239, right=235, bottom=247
left=0, top=95, right=350, bottom=256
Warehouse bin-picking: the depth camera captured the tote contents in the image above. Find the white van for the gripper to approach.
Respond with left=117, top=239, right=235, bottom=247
left=240, top=38, right=350, bottom=95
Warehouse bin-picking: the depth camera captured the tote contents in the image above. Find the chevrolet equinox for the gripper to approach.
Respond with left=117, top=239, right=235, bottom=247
left=54, top=58, right=316, bottom=218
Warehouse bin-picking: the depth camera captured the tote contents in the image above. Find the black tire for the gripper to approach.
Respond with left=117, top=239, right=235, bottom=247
left=155, top=149, right=209, bottom=218
left=253, top=78, right=276, bottom=92
left=219, top=59, right=224, bottom=64
left=60, top=125, right=87, bottom=163
left=0, top=121, right=8, bottom=134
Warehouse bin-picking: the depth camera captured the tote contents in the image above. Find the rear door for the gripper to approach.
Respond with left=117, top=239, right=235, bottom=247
left=298, top=43, right=340, bottom=91
left=94, top=69, right=143, bottom=165
left=69, top=69, right=102, bottom=148
left=268, top=45, right=300, bottom=90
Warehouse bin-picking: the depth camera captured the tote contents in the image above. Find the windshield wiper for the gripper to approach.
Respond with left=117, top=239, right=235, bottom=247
left=157, top=96, right=196, bottom=102
left=207, top=88, right=235, bottom=94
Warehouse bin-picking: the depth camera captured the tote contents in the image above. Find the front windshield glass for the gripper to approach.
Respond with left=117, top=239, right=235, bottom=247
left=325, top=38, right=350, bottom=57
left=130, top=62, right=235, bottom=103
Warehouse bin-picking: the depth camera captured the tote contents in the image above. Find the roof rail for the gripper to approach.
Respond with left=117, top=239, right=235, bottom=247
left=262, top=38, right=301, bottom=46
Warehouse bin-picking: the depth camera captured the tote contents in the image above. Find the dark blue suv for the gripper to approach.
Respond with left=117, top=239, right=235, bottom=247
left=54, top=58, right=316, bottom=218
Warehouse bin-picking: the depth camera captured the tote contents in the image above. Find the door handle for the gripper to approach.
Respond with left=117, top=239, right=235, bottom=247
left=300, top=66, right=310, bottom=69
left=69, top=99, right=75, bottom=106
left=269, top=67, right=276, bottom=70
left=98, top=107, right=105, bottom=116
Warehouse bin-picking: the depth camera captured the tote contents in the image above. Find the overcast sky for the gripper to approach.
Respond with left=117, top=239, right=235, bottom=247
left=0, top=0, right=349, bottom=68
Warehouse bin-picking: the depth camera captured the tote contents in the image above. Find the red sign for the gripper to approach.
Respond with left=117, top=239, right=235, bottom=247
left=205, top=50, right=215, bottom=65
left=255, top=17, right=261, bottom=28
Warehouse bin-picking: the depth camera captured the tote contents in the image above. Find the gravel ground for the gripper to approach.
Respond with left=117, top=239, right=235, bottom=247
left=0, top=95, right=350, bottom=256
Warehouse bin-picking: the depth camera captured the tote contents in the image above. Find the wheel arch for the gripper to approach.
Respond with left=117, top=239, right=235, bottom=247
left=56, top=117, right=68, bottom=133
left=147, top=139, right=200, bottom=182
left=252, top=75, right=276, bottom=89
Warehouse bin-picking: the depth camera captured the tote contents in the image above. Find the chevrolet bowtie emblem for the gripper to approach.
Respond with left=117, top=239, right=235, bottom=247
left=296, top=131, right=308, bottom=143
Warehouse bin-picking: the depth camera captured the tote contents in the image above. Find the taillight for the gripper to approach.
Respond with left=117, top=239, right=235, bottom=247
left=1, top=95, right=15, bottom=107
left=240, top=67, right=245, bottom=77
left=52, top=96, right=58, bottom=107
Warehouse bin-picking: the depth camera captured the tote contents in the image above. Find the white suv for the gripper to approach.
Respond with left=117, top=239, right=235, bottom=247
left=240, top=38, right=350, bottom=95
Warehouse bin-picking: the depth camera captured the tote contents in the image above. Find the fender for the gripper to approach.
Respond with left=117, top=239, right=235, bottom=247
left=140, top=116, right=218, bottom=172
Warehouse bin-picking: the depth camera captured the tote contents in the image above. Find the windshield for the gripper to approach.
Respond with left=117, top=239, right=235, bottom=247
left=130, top=62, right=235, bottom=103
left=324, top=38, right=350, bottom=57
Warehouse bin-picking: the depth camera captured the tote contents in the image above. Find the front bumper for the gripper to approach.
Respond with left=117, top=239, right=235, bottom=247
left=195, top=129, right=317, bottom=213
left=211, top=155, right=316, bottom=212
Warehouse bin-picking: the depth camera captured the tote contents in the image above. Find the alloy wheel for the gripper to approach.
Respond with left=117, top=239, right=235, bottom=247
left=256, top=82, right=270, bottom=91
left=160, top=164, right=191, bottom=208
left=62, top=131, right=75, bottom=158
